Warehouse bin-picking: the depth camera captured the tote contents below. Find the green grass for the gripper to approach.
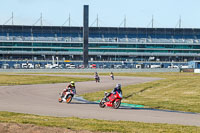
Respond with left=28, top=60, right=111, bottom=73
left=82, top=72, right=200, bottom=113
left=3, top=72, right=200, bottom=112
left=0, top=111, right=199, bottom=133
left=0, top=73, right=200, bottom=132
left=0, top=74, right=92, bottom=86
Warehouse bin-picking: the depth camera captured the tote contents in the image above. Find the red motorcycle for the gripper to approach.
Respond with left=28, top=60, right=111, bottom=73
left=99, top=91, right=122, bottom=109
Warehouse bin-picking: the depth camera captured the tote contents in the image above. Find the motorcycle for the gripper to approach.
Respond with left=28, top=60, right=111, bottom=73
left=99, top=91, right=122, bottom=109
left=110, top=74, right=114, bottom=80
left=58, top=88, right=75, bottom=103
left=95, top=76, right=100, bottom=82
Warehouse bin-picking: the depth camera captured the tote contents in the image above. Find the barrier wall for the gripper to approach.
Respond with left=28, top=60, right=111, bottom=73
left=0, top=68, right=180, bottom=73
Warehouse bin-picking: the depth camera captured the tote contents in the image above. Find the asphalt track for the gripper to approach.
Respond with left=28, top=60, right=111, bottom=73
left=0, top=74, right=200, bottom=127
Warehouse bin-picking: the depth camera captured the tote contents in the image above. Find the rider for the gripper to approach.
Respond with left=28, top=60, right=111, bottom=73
left=67, top=81, right=75, bottom=89
left=62, top=81, right=76, bottom=100
left=94, top=72, right=100, bottom=82
left=110, top=72, right=114, bottom=80
left=104, top=84, right=122, bottom=101
left=112, top=84, right=122, bottom=95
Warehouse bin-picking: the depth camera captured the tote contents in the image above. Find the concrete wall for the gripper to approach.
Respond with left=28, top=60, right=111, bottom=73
left=0, top=68, right=180, bottom=73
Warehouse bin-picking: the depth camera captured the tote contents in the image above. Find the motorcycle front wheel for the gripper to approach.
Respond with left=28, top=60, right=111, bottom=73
left=66, top=95, right=73, bottom=103
left=113, top=100, right=121, bottom=109
left=58, top=98, right=63, bottom=103
left=99, top=99, right=106, bottom=108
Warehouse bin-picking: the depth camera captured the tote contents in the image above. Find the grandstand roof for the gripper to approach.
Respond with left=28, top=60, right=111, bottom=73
left=0, top=25, right=200, bottom=36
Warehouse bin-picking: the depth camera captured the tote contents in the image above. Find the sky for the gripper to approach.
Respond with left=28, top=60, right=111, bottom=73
left=0, top=0, right=200, bottom=28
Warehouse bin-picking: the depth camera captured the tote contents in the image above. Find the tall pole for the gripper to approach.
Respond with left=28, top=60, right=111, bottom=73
left=152, top=15, right=154, bottom=28
left=12, top=12, right=14, bottom=25
left=97, top=14, right=99, bottom=27
left=124, top=15, right=126, bottom=28
left=179, top=16, right=181, bottom=28
left=83, top=5, right=89, bottom=68
left=69, top=14, right=71, bottom=27
left=40, top=13, right=43, bottom=26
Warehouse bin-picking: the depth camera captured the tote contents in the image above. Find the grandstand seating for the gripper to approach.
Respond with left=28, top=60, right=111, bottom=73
left=1, top=25, right=200, bottom=63
left=0, top=32, right=199, bottom=44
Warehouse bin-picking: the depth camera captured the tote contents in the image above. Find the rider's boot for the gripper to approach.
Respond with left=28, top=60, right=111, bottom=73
left=106, top=97, right=110, bottom=102
left=103, top=97, right=109, bottom=102
left=62, top=98, right=66, bottom=102
left=102, top=97, right=106, bottom=102
left=62, top=95, right=67, bottom=102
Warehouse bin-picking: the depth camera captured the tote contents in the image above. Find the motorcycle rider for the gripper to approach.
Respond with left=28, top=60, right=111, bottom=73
left=110, top=72, right=114, bottom=80
left=62, top=81, right=76, bottom=101
left=94, top=72, right=100, bottom=82
left=104, top=84, right=122, bottom=102
left=112, top=84, right=122, bottom=95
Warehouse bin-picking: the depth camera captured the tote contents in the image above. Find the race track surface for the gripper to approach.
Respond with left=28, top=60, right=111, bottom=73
left=0, top=74, right=200, bottom=127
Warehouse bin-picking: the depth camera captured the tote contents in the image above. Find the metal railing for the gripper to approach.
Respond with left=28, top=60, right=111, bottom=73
left=0, top=35, right=199, bottom=44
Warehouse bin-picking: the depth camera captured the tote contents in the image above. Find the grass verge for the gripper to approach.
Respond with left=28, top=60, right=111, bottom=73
left=0, top=111, right=199, bottom=133
left=0, top=74, right=92, bottom=86
left=82, top=72, right=200, bottom=113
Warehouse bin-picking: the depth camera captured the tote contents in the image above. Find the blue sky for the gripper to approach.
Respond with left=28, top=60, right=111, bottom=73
left=0, top=0, right=199, bottom=28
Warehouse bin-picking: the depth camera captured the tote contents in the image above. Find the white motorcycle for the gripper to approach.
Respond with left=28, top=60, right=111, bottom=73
left=58, top=88, right=75, bottom=103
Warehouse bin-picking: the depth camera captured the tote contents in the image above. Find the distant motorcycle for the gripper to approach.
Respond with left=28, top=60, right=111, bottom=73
left=110, top=74, right=114, bottom=80
left=58, top=88, right=75, bottom=103
left=99, top=91, right=122, bottom=109
left=95, top=76, right=100, bottom=82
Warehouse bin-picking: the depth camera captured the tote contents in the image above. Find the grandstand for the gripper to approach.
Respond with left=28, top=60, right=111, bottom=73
left=0, top=25, right=200, bottom=62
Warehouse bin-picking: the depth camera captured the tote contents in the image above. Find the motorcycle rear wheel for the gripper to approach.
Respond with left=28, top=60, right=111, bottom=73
left=113, top=100, right=121, bottom=109
left=99, top=99, right=106, bottom=108
left=66, top=95, right=73, bottom=103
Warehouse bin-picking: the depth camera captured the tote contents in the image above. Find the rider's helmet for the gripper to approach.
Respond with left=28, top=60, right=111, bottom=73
left=70, top=81, right=75, bottom=87
left=116, top=84, right=121, bottom=90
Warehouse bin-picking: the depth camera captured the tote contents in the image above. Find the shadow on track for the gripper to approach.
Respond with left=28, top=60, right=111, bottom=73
left=67, top=102, right=98, bottom=105
left=119, top=107, right=199, bottom=115
left=72, top=96, right=199, bottom=115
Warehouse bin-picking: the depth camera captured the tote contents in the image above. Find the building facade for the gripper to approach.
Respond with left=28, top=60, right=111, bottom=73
left=0, top=25, right=200, bottom=62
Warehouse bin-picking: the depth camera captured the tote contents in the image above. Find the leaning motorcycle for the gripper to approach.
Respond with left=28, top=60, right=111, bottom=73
left=58, top=88, right=75, bottom=103
left=99, top=91, right=122, bottom=109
